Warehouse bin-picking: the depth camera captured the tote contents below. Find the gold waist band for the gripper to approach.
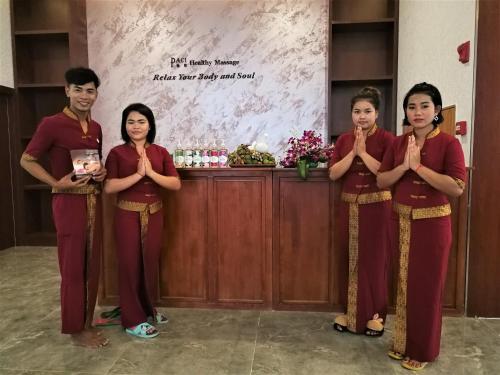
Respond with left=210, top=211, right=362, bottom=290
left=393, top=202, right=451, bottom=220
left=341, top=191, right=392, bottom=204
left=52, top=185, right=101, bottom=194
left=116, top=200, right=163, bottom=214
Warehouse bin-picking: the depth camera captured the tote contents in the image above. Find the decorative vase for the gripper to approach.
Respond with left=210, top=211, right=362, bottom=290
left=297, top=159, right=309, bottom=180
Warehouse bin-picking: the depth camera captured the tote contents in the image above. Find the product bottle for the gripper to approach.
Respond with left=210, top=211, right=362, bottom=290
left=209, top=139, right=219, bottom=168
left=218, top=139, right=228, bottom=168
left=201, top=139, right=210, bottom=168
left=193, top=139, right=202, bottom=168
left=184, top=142, right=193, bottom=168
left=174, top=140, right=184, bottom=168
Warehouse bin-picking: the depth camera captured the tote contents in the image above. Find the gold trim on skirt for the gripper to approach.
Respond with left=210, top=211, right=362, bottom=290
left=392, top=202, right=452, bottom=355
left=347, top=203, right=360, bottom=331
left=84, top=193, right=97, bottom=328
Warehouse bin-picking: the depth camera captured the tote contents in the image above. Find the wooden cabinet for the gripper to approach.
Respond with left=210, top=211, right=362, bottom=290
left=99, top=168, right=467, bottom=315
left=272, top=169, right=336, bottom=310
left=10, top=0, right=88, bottom=245
left=328, top=0, right=399, bottom=140
left=99, top=169, right=274, bottom=309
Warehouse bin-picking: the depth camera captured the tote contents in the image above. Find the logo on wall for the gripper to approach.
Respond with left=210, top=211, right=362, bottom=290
left=153, top=57, right=255, bottom=82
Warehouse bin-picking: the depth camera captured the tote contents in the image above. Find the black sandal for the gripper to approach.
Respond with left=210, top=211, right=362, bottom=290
left=333, top=322, right=348, bottom=332
left=364, top=327, right=384, bottom=337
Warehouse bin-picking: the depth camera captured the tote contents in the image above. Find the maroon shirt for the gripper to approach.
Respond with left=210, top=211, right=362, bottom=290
left=24, top=107, right=102, bottom=179
left=379, top=128, right=466, bottom=208
left=331, top=125, right=395, bottom=196
left=105, top=143, right=178, bottom=204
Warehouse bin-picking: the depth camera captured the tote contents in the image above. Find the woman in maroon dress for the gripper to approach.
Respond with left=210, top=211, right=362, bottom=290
left=377, top=83, right=466, bottom=371
left=329, top=87, right=394, bottom=336
left=105, top=103, right=181, bottom=338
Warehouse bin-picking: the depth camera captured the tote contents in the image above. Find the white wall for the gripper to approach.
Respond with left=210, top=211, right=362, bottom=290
left=397, top=0, right=476, bottom=165
left=0, top=0, right=14, bottom=88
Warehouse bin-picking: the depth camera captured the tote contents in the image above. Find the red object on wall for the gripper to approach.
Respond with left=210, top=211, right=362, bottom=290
left=456, top=121, right=467, bottom=135
left=457, top=41, right=470, bottom=63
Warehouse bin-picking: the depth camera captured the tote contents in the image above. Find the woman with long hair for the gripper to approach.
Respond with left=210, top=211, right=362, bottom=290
left=377, top=83, right=466, bottom=370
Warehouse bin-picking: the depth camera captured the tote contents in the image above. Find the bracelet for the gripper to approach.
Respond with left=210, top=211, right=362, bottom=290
left=414, top=163, right=422, bottom=172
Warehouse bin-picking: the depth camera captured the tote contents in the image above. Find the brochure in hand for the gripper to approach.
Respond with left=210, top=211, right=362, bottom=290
left=70, top=149, right=100, bottom=177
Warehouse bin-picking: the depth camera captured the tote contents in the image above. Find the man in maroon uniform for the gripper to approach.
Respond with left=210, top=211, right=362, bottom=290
left=20, top=67, right=108, bottom=348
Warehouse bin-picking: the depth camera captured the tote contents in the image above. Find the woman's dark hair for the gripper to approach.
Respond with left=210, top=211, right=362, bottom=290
left=64, top=67, right=100, bottom=88
left=402, top=82, right=443, bottom=125
left=350, top=86, right=382, bottom=111
left=121, top=103, right=156, bottom=144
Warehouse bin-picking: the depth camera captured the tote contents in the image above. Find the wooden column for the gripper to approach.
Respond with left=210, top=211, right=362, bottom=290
left=467, top=0, right=500, bottom=317
left=0, top=86, right=16, bottom=250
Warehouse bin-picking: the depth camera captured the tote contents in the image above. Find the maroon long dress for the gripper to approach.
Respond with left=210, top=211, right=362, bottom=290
left=379, top=127, right=466, bottom=362
left=331, top=124, right=395, bottom=333
left=105, top=143, right=178, bottom=328
left=23, top=107, right=103, bottom=334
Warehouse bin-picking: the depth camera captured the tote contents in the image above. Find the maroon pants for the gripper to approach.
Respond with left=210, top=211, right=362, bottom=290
left=400, top=215, right=451, bottom=362
left=115, top=207, right=163, bottom=328
left=52, top=194, right=102, bottom=334
left=338, top=200, right=392, bottom=333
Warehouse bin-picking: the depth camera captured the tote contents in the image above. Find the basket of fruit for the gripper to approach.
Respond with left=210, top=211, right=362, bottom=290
left=228, top=144, right=276, bottom=167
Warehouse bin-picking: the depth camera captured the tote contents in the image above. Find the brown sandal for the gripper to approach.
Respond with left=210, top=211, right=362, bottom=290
left=401, top=358, right=428, bottom=371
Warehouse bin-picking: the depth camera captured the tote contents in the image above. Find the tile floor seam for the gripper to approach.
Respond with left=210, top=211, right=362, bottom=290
left=249, top=310, right=261, bottom=375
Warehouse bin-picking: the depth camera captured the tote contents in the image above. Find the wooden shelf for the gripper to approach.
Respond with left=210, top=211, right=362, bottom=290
left=11, top=0, right=87, bottom=245
left=328, top=0, right=398, bottom=137
left=17, top=88, right=68, bottom=136
left=13, top=0, right=70, bottom=32
left=331, top=0, right=396, bottom=22
left=24, top=184, right=51, bottom=191
left=15, top=33, right=69, bottom=84
left=18, top=83, right=66, bottom=88
left=23, top=231, right=57, bottom=246
left=332, top=75, right=393, bottom=83
left=332, top=18, right=394, bottom=32
left=15, top=29, right=69, bottom=36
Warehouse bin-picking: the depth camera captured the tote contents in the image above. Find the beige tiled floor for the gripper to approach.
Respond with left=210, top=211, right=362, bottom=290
left=0, top=247, right=499, bottom=375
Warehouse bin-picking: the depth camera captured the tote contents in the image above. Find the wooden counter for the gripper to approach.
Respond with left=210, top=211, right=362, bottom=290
left=99, top=168, right=467, bottom=314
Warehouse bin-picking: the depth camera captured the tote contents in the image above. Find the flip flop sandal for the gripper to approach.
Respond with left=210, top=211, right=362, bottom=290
left=333, top=314, right=349, bottom=333
left=125, top=322, right=159, bottom=339
left=100, top=307, right=121, bottom=320
left=401, top=359, right=428, bottom=371
left=93, top=316, right=121, bottom=327
left=154, top=312, right=169, bottom=324
left=387, top=350, right=405, bottom=360
left=333, top=322, right=349, bottom=332
left=364, top=327, right=384, bottom=337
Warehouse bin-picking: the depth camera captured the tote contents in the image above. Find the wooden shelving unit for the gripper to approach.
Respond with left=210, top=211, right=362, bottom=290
left=11, top=0, right=88, bottom=245
left=328, top=0, right=399, bottom=141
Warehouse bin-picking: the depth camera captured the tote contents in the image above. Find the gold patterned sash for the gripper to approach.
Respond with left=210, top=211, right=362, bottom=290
left=341, top=190, right=392, bottom=205
left=116, top=200, right=163, bottom=253
left=342, top=190, right=391, bottom=331
left=392, top=202, right=451, bottom=355
left=51, top=185, right=101, bottom=194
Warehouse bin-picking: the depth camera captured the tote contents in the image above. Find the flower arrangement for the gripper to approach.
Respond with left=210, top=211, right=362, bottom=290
left=280, top=130, right=334, bottom=168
